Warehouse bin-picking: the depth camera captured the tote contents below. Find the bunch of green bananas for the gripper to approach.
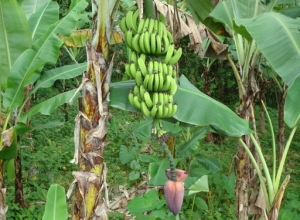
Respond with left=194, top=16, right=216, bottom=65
left=120, top=10, right=182, bottom=119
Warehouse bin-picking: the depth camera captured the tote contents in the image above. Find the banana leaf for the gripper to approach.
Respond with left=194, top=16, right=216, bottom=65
left=34, top=62, right=86, bottom=90
left=42, top=184, right=68, bottom=220
left=21, top=0, right=50, bottom=18
left=19, top=89, right=80, bottom=123
left=235, top=12, right=300, bottom=86
left=0, top=0, right=31, bottom=89
left=109, top=75, right=251, bottom=137
left=284, top=76, right=300, bottom=128
left=3, top=0, right=88, bottom=111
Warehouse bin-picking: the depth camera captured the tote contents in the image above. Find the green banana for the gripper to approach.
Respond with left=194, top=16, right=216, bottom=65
left=156, top=34, right=162, bottom=54
left=150, top=32, right=157, bottom=54
left=161, top=74, right=172, bottom=91
left=133, top=85, right=140, bottom=97
left=150, top=102, right=158, bottom=118
left=131, top=33, right=141, bottom=53
left=137, top=56, right=147, bottom=76
left=161, top=34, right=170, bottom=54
left=165, top=44, right=174, bottom=64
left=157, top=21, right=166, bottom=39
left=125, top=63, right=132, bottom=78
left=143, top=31, right=151, bottom=54
left=139, top=84, right=146, bottom=98
left=147, top=72, right=154, bottom=91
left=133, top=95, right=141, bottom=109
left=170, top=79, right=178, bottom=95
left=153, top=72, right=159, bottom=91
left=128, top=90, right=134, bottom=106
left=125, top=11, right=134, bottom=30
left=119, top=17, right=128, bottom=33
left=169, top=47, right=182, bottom=65
left=152, top=92, right=159, bottom=105
left=171, top=68, right=177, bottom=78
left=143, top=73, right=150, bottom=89
left=131, top=10, right=139, bottom=32
left=141, top=101, right=151, bottom=117
left=156, top=102, right=163, bottom=118
left=142, top=18, right=150, bottom=32
left=162, top=103, right=169, bottom=118
left=125, top=29, right=133, bottom=49
left=162, top=63, right=168, bottom=75
left=137, top=18, right=145, bottom=33
left=139, top=32, right=146, bottom=53
left=147, top=60, right=154, bottom=75
left=129, top=62, right=137, bottom=78
left=129, top=51, right=137, bottom=64
left=170, top=102, right=178, bottom=117
left=148, top=18, right=155, bottom=34
left=158, top=62, right=164, bottom=90
left=135, top=70, right=142, bottom=86
left=143, top=90, right=153, bottom=108
left=167, top=31, right=173, bottom=44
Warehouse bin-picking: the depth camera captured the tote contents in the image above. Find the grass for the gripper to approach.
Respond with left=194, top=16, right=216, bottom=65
left=4, top=92, right=300, bottom=219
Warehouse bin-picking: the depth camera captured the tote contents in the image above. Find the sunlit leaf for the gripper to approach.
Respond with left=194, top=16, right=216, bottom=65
left=188, top=175, right=209, bottom=195
left=42, top=184, right=68, bottom=220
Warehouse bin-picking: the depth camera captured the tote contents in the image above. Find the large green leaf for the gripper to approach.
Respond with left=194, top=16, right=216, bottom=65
left=28, top=1, right=59, bottom=41
left=3, top=0, right=88, bottom=110
left=235, top=12, right=300, bottom=86
left=0, top=0, right=31, bottom=89
left=19, top=89, right=80, bottom=123
left=174, top=75, right=252, bottom=136
left=110, top=76, right=252, bottom=137
left=284, top=76, right=300, bottom=128
left=42, top=184, right=68, bottom=220
left=21, top=0, right=50, bottom=18
left=34, top=62, right=86, bottom=90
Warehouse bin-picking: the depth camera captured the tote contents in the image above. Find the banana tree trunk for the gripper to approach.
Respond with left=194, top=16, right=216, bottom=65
left=72, top=0, right=119, bottom=219
left=234, top=67, right=262, bottom=219
left=277, top=88, right=286, bottom=163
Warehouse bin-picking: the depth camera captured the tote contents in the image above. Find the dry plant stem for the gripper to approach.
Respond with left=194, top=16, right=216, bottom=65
left=238, top=138, right=271, bottom=210
left=261, top=101, right=276, bottom=184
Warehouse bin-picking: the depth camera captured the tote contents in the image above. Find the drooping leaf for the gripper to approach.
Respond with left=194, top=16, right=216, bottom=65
left=127, top=190, right=161, bottom=214
left=34, top=62, right=86, bottom=90
left=19, top=89, right=80, bottom=123
left=235, top=12, right=300, bottom=86
left=0, top=0, right=31, bottom=89
left=284, top=76, right=300, bottom=128
left=188, top=175, right=209, bottom=195
left=110, top=76, right=252, bottom=137
left=174, top=75, right=252, bottom=137
left=177, top=127, right=209, bottom=157
left=42, top=184, right=68, bottom=220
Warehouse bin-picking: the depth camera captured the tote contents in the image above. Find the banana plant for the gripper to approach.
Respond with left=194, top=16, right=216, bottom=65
left=185, top=0, right=300, bottom=219
left=0, top=0, right=88, bottom=215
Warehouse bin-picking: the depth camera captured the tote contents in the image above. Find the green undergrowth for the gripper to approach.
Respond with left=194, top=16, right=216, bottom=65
left=4, top=96, right=300, bottom=219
